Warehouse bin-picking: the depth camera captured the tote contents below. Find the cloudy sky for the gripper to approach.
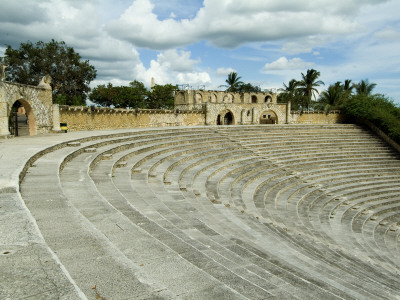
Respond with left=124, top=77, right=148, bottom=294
left=1, top=0, right=400, bottom=103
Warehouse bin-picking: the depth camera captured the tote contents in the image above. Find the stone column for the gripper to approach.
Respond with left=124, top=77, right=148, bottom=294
left=241, top=109, right=246, bottom=125
left=52, top=104, right=61, bottom=132
left=0, top=84, right=10, bottom=137
left=252, top=107, right=257, bottom=124
left=205, top=103, right=212, bottom=125
left=286, top=101, right=291, bottom=124
left=0, top=101, right=10, bottom=137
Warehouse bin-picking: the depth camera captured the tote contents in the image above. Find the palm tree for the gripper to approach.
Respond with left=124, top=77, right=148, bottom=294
left=343, top=79, right=353, bottom=93
left=297, top=69, right=324, bottom=110
left=318, top=82, right=345, bottom=111
left=278, top=79, right=304, bottom=110
left=220, top=72, right=244, bottom=92
left=354, top=79, right=376, bottom=96
left=280, top=79, right=299, bottom=94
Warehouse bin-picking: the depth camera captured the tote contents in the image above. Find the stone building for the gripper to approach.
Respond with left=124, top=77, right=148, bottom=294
left=0, top=76, right=60, bottom=137
left=0, top=76, right=342, bottom=137
left=174, top=89, right=289, bottom=125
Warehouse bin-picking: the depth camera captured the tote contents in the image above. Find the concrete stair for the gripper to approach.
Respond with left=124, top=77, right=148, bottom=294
left=13, top=124, right=400, bottom=299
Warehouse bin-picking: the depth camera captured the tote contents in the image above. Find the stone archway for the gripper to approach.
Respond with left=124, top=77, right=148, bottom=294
left=8, top=99, right=36, bottom=136
left=195, top=93, right=203, bottom=104
left=175, top=91, right=186, bottom=105
left=210, top=93, right=217, bottom=103
left=1, top=78, right=56, bottom=137
left=223, top=94, right=233, bottom=103
left=264, top=95, right=272, bottom=103
left=217, top=110, right=235, bottom=125
left=251, top=95, right=257, bottom=103
left=260, top=110, right=278, bottom=124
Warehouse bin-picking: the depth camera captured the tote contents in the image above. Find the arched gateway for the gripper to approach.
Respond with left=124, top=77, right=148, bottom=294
left=260, top=110, right=278, bottom=124
left=0, top=76, right=60, bottom=137
left=217, top=110, right=235, bottom=125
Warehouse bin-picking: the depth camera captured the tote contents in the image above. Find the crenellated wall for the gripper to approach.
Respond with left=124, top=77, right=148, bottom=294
left=59, top=106, right=205, bottom=131
left=290, top=110, right=345, bottom=124
left=1, top=81, right=346, bottom=136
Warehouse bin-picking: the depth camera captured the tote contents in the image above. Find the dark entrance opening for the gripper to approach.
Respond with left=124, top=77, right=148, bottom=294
left=217, top=114, right=222, bottom=125
left=8, top=101, right=29, bottom=136
left=223, top=112, right=234, bottom=125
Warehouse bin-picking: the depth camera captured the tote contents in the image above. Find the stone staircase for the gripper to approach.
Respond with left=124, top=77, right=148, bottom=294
left=15, top=124, right=400, bottom=299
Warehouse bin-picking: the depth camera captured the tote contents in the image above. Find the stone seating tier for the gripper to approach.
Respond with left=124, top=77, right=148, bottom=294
left=8, top=124, right=400, bottom=299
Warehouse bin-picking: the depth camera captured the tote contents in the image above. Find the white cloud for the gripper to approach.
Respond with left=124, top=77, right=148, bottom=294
left=216, top=67, right=236, bottom=76
left=157, top=49, right=200, bottom=72
left=374, top=26, right=400, bottom=41
left=263, top=57, right=314, bottom=71
left=104, top=0, right=383, bottom=50
left=132, top=49, right=211, bottom=88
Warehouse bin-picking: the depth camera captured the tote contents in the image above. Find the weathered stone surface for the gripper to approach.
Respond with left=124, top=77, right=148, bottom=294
left=0, top=81, right=53, bottom=136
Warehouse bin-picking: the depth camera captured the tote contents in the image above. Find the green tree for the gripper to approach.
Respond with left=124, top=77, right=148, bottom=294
left=297, top=69, right=324, bottom=110
left=89, top=83, right=117, bottom=107
left=341, top=93, right=400, bottom=143
left=343, top=79, right=354, bottom=94
left=220, top=72, right=244, bottom=92
left=127, top=80, right=148, bottom=108
left=1, top=40, right=96, bottom=106
left=354, top=79, right=376, bottom=96
left=89, top=81, right=149, bottom=109
left=236, top=82, right=261, bottom=93
left=318, top=82, right=346, bottom=111
left=147, top=84, right=177, bottom=109
left=278, top=79, right=303, bottom=110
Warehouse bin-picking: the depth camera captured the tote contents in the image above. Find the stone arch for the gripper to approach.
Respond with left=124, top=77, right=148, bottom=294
left=223, top=93, right=233, bottom=103
left=210, top=93, right=217, bottom=103
left=8, top=98, right=37, bottom=136
left=260, top=110, right=278, bottom=124
left=217, top=109, right=235, bottom=125
left=1, top=80, right=54, bottom=137
left=251, top=95, right=258, bottom=103
left=264, top=95, right=272, bottom=103
left=175, top=91, right=186, bottom=104
left=195, top=92, right=203, bottom=104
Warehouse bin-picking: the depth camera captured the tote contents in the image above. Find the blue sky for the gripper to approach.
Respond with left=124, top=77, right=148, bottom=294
left=1, top=0, right=400, bottom=104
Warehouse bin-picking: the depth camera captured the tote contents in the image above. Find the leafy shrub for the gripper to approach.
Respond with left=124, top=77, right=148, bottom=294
left=342, top=94, right=400, bottom=144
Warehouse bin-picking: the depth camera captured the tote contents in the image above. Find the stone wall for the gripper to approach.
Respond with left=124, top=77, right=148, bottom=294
left=290, top=111, right=344, bottom=124
left=205, top=103, right=288, bottom=125
left=0, top=81, right=55, bottom=137
left=59, top=106, right=205, bottom=131
left=175, top=89, right=277, bottom=109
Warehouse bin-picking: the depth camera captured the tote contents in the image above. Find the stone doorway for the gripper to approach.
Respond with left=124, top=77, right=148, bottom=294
left=260, top=110, right=278, bottom=124
left=217, top=110, right=235, bottom=125
left=8, top=100, right=36, bottom=136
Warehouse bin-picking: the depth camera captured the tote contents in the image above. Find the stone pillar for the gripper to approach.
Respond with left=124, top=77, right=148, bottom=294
left=286, top=101, right=291, bottom=124
left=0, top=84, right=10, bottom=137
left=252, top=107, right=257, bottom=124
left=0, top=101, right=10, bottom=137
left=52, top=104, right=61, bottom=132
left=205, top=103, right=212, bottom=125
left=241, top=109, right=246, bottom=125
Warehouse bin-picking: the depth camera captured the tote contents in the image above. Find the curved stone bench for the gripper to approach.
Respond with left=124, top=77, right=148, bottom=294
left=5, top=124, right=399, bottom=299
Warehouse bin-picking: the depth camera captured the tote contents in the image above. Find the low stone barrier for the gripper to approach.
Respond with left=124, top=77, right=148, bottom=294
left=290, top=110, right=344, bottom=124
left=59, top=106, right=205, bottom=131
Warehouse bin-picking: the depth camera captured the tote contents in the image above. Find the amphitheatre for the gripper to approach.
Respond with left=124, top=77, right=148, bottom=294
left=1, top=78, right=400, bottom=299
